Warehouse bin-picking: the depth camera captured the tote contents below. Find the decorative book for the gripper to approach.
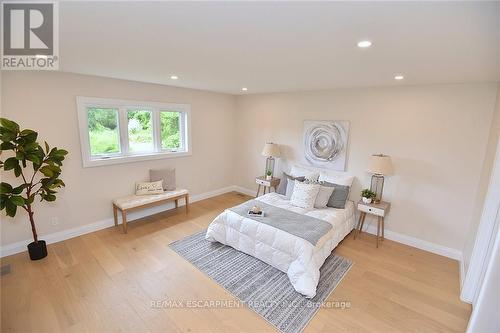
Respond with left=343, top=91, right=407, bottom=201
left=247, top=210, right=265, bottom=218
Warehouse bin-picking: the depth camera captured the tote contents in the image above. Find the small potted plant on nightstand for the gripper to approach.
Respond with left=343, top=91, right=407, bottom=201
left=265, top=169, right=273, bottom=180
left=361, top=189, right=376, bottom=204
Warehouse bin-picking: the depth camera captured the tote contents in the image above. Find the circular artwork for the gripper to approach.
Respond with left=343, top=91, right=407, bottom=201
left=304, top=121, right=348, bottom=168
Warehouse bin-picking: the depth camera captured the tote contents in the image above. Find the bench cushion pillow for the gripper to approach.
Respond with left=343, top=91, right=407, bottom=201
left=135, top=180, right=164, bottom=195
left=150, top=167, right=176, bottom=191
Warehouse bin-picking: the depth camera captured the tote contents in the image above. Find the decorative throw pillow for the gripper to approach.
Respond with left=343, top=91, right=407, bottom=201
left=276, top=172, right=305, bottom=195
left=314, top=185, right=335, bottom=208
left=290, top=180, right=321, bottom=209
left=135, top=180, right=164, bottom=195
left=150, top=168, right=176, bottom=191
left=321, top=181, right=350, bottom=209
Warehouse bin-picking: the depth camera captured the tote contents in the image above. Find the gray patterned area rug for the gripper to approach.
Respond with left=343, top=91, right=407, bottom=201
left=169, top=230, right=353, bottom=333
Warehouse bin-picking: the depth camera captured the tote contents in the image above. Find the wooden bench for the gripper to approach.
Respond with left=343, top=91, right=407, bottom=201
left=112, top=189, right=189, bottom=233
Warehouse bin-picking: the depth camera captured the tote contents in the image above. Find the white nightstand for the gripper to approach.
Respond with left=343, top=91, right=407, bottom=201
left=354, top=200, right=391, bottom=248
left=255, top=176, right=280, bottom=197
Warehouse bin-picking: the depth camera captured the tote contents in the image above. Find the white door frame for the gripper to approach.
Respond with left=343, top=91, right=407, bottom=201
left=466, top=208, right=500, bottom=332
left=461, top=137, right=500, bottom=304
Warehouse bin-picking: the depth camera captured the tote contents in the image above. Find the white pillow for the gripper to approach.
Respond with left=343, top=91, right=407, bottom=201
left=285, top=178, right=298, bottom=199
left=135, top=180, right=164, bottom=195
left=290, top=165, right=320, bottom=181
left=290, top=180, right=321, bottom=209
left=314, top=185, right=335, bottom=208
left=318, top=171, right=354, bottom=187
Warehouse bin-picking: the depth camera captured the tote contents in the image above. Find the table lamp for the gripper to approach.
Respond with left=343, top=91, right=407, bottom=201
left=261, top=143, right=280, bottom=178
left=367, top=154, right=394, bottom=203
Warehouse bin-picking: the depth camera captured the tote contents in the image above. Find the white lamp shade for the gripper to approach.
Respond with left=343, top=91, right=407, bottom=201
left=367, top=154, right=394, bottom=175
left=262, top=143, right=280, bottom=157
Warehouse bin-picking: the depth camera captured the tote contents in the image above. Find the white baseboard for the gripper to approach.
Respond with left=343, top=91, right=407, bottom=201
left=0, top=186, right=238, bottom=258
left=233, top=186, right=256, bottom=197
left=1, top=185, right=464, bottom=266
left=460, top=258, right=466, bottom=290
left=459, top=259, right=473, bottom=304
left=362, top=222, right=463, bottom=261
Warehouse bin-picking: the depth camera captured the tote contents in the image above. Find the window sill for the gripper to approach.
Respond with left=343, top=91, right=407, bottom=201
left=82, top=151, right=192, bottom=168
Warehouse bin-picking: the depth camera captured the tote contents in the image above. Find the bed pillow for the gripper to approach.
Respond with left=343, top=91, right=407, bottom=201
left=150, top=167, right=176, bottom=191
left=314, top=185, right=335, bottom=208
left=276, top=172, right=305, bottom=195
left=290, top=180, right=321, bottom=209
left=321, top=181, right=350, bottom=209
left=285, top=177, right=305, bottom=199
left=135, top=180, right=164, bottom=195
left=318, top=171, right=354, bottom=187
left=290, top=165, right=320, bottom=182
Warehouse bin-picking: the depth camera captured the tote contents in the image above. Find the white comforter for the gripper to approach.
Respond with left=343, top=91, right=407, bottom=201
left=205, top=192, right=355, bottom=298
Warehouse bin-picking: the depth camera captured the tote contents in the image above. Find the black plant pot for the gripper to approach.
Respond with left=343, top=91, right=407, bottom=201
left=27, top=240, right=47, bottom=260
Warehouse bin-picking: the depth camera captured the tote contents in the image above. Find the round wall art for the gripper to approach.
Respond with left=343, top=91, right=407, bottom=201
left=303, top=120, right=349, bottom=170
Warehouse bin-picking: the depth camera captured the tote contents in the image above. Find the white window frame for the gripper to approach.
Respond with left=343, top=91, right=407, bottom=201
left=77, top=96, right=191, bottom=167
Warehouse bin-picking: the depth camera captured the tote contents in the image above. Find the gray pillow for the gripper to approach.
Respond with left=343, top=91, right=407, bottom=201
left=321, top=181, right=350, bottom=209
left=149, top=168, right=176, bottom=191
left=276, top=172, right=305, bottom=195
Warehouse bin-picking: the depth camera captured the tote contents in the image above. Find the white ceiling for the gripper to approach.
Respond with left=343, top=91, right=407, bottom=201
left=60, top=1, right=500, bottom=95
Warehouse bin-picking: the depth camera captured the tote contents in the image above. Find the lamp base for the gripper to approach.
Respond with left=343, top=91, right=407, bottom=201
left=265, top=157, right=275, bottom=177
left=370, top=174, right=385, bottom=203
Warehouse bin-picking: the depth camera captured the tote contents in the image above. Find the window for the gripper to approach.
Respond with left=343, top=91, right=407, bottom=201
left=87, top=107, right=121, bottom=156
left=127, top=109, right=154, bottom=153
left=77, top=97, right=190, bottom=167
left=160, top=111, right=182, bottom=150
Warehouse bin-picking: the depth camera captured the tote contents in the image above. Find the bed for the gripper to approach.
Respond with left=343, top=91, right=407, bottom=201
left=205, top=188, right=355, bottom=298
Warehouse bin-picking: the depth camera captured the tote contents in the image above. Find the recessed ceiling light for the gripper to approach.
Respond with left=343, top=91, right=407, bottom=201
left=241, top=87, right=248, bottom=91
left=357, top=40, right=372, bottom=48
left=170, top=75, right=178, bottom=80
left=394, top=75, right=404, bottom=80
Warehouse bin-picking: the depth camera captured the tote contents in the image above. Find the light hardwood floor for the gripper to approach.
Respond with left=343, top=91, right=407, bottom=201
left=1, top=192, right=471, bottom=332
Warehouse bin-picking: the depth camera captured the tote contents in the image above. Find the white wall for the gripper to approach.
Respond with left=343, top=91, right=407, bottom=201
left=1, top=71, right=236, bottom=246
left=462, top=84, right=500, bottom=273
left=234, top=83, right=498, bottom=251
left=2, top=72, right=499, bottom=261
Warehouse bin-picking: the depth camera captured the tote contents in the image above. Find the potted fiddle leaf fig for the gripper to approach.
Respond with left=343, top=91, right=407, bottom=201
left=0, top=118, right=68, bottom=260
